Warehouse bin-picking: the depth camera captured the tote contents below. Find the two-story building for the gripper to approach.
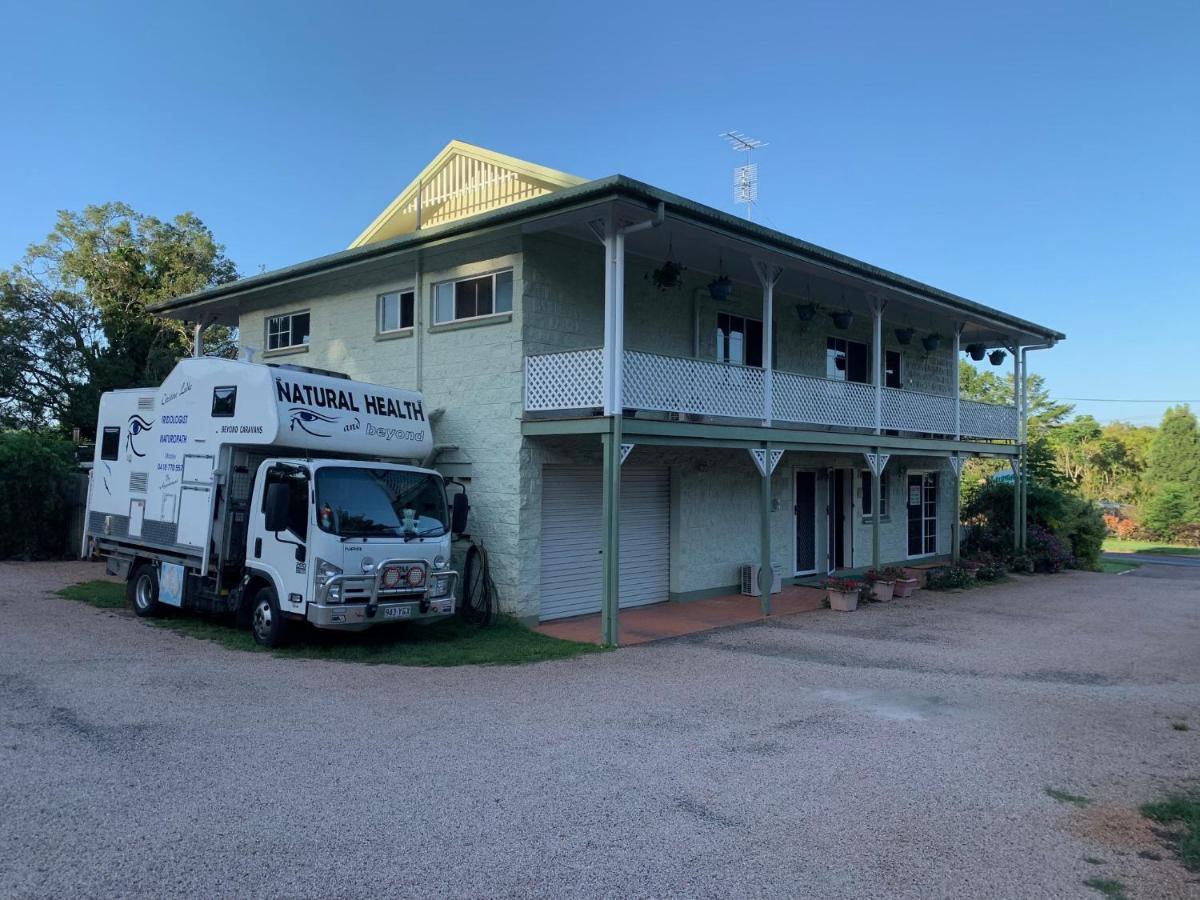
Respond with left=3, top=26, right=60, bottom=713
left=153, top=141, right=1063, bottom=644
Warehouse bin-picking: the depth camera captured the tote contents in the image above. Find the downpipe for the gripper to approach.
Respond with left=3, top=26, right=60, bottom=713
left=1018, top=341, right=1057, bottom=550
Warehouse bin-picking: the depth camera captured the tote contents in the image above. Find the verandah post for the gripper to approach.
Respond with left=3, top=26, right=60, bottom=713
left=759, top=441, right=773, bottom=617
left=600, top=416, right=622, bottom=647
left=871, top=451, right=882, bottom=571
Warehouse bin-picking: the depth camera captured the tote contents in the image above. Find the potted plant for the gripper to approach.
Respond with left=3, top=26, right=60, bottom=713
left=922, top=333, right=942, bottom=352
left=649, top=259, right=684, bottom=290
left=794, top=302, right=817, bottom=321
left=903, top=566, right=928, bottom=588
left=890, top=565, right=919, bottom=598
left=824, top=576, right=862, bottom=612
left=831, top=310, right=854, bottom=330
left=708, top=274, right=734, bottom=302
left=961, top=559, right=983, bottom=579
left=988, top=349, right=1007, bottom=366
left=894, top=327, right=915, bottom=345
left=864, top=569, right=895, bottom=603
left=965, top=343, right=986, bottom=361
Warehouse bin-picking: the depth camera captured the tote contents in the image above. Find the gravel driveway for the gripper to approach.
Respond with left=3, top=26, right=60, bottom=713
left=2, top=560, right=1198, bottom=899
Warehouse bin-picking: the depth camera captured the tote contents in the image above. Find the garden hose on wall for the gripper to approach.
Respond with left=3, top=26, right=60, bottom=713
left=460, top=540, right=496, bottom=626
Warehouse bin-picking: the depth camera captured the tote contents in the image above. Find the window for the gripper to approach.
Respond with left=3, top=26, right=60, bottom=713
left=716, top=313, right=765, bottom=367
left=378, top=290, right=415, bottom=333
left=101, top=427, right=120, bottom=461
left=262, top=466, right=308, bottom=539
left=211, top=386, right=237, bottom=417
left=907, top=473, right=939, bottom=556
left=266, top=311, right=310, bottom=351
left=827, top=337, right=869, bottom=383
left=861, top=471, right=890, bottom=519
left=433, top=270, right=513, bottom=324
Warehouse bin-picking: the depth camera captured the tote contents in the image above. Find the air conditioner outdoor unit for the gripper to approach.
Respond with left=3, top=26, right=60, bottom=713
left=739, top=563, right=782, bottom=597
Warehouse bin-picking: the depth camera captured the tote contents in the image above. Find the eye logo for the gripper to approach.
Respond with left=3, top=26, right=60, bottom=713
left=126, top=415, right=154, bottom=457
left=288, top=407, right=338, bottom=437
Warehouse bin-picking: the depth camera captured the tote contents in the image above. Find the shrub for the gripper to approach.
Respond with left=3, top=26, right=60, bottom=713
left=0, top=431, right=78, bottom=559
left=824, top=576, right=862, bottom=593
left=925, top=566, right=974, bottom=590
left=1007, top=552, right=1035, bottom=574
left=976, top=560, right=1008, bottom=582
left=962, top=481, right=1106, bottom=570
left=1141, top=483, right=1200, bottom=541
left=1027, top=524, right=1072, bottom=572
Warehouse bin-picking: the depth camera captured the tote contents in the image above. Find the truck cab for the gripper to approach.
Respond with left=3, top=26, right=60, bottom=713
left=246, top=457, right=463, bottom=645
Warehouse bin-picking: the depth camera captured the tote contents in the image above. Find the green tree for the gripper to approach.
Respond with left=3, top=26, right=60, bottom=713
left=1141, top=483, right=1198, bottom=540
left=1, top=202, right=239, bottom=434
left=1140, top=405, right=1200, bottom=536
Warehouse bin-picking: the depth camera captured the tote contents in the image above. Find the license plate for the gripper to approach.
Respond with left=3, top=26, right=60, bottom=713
left=383, top=606, right=412, bottom=619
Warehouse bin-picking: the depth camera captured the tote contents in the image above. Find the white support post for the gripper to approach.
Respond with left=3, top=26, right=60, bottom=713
left=614, top=229, right=626, bottom=414
left=952, top=324, right=962, bottom=439
left=754, top=262, right=783, bottom=426
left=871, top=298, right=885, bottom=434
left=592, top=214, right=619, bottom=416
left=193, top=322, right=203, bottom=358
left=1012, top=343, right=1023, bottom=551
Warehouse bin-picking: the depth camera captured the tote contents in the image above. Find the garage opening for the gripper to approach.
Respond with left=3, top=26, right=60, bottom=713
left=538, top=465, right=670, bottom=621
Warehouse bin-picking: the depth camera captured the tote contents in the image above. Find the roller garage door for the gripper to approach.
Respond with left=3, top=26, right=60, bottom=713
left=539, top=465, right=670, bottom=621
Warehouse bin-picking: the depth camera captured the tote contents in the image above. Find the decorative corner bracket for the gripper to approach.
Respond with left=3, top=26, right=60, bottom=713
left=947, top=455, right=965, bottom=478
left=863, top=452, right=890, bottom=477
left=619, top=443, right=634, bottom=466
left=749, top=448, right=784, bottom=477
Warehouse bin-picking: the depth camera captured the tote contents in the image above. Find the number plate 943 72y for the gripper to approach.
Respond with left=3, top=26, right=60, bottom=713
left=383, top=606, right=412, bottom=619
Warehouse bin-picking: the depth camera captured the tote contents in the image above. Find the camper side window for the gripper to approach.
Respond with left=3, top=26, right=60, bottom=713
left=212, top=386, right=237, bottom=417
left=101, top=427, right=120, bottom=461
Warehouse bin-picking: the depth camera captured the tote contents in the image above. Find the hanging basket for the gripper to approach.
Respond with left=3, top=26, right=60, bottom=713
left=922, top=334, right=942, bottom=352
left=894, top=327, right=915, bottom=345
left=966, top=343, right=987, bottom=361
left=794, top=303, right=817, bottom=321
left=988, top=349, right=1007, bottom=366
left=831, top=310, right=854, bottom=330
left=707, top=275, right=734, bottom=302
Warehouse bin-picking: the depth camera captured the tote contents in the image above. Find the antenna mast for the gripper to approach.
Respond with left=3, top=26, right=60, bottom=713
left=721, top=130, right=767, bottom=220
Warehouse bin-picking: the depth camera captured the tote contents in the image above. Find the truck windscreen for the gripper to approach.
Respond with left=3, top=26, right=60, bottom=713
left=315, top=468, right=448, bottom=539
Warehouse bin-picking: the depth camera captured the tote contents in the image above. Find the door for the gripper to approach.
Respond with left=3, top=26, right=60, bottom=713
left=539, top=466, right=670, bottom=621
left=907, top=473, right=939, bottom=557
left=253, top=464, right=311, bottom=604
left=794, top=471, right=818, bottom=575
left=827, top=468, right=849, bottom=571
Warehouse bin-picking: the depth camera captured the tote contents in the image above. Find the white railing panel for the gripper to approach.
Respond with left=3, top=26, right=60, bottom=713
left=524, top=348, right=603, bottom=411
left=622, top=351, right=766, bottom=420
left=961, top=399, right=1018, bottom=440
left=881, top=387, right=956, bottom=435
left=773, top=370, right=876, bottom=429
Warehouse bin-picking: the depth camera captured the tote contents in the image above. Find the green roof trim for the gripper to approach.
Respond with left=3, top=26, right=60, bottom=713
left=150, top=174, right=1064, bottom=341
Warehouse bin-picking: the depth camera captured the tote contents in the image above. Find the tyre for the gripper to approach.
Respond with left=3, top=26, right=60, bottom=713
left=128, top=563, right=163, bottom=618
left=249, top=585, right=290, bottom=648
left=460, top=544, right=494, bottom=626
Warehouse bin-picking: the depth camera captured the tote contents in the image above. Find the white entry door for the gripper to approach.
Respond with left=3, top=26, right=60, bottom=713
left=539, top=466, right=670, bottom=621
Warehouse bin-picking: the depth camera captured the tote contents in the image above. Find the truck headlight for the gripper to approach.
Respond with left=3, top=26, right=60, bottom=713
left=315, top=558, right=343, bottom=602
left=431, top=574, right=451, bottom=597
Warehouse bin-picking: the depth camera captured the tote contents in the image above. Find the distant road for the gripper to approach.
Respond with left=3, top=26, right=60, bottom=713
left=1104, top=551, right=1200, bottom=569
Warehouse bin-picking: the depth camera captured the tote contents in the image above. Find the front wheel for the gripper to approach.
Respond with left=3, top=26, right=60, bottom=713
left=250, top=586, right=290, bottom=648
left=128, top=563, right=162, bottom=618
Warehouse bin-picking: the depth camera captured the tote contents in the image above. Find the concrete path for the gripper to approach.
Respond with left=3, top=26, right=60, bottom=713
left=2, top=560, right=1199, bottom=898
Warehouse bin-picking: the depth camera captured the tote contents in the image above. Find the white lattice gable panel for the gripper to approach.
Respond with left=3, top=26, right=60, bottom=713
left=350, top=140, right=587, bottom=247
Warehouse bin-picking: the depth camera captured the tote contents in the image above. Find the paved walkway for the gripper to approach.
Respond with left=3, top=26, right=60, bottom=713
left=534, top=584, right=829, bottom=645
left=3, top=560, right=1199, bottom=898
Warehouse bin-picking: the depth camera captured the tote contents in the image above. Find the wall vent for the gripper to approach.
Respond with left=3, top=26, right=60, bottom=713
left=129, top=472, right=149, bottom=493
left=137, top=396, right=155, bottom=411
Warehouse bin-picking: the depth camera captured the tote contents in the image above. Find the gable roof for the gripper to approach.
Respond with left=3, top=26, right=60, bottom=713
left=349, top=140, right=588, bottom=248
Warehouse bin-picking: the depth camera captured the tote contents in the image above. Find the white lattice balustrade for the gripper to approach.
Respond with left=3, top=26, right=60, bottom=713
left=524, top=348, right=603, bottom=411
left=622, top=351, right=766, bottom=419
left=881, top=387, right=956, bottom=435
left=524, top=349, right=1017, bottom=440
left=961, top=399, right=1018, bottom=440
left=773, top=371, right=875, bottom=429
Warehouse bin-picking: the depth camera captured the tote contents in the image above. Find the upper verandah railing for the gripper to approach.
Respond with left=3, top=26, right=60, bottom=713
left=524, top=347, right=1018, bottom=441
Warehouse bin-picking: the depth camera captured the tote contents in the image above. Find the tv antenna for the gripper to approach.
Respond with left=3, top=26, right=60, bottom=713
left=721, top=131, right=767, bottom=220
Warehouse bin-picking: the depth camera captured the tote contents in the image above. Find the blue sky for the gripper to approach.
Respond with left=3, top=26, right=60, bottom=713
left=3, top=0, right=1197, bottom=424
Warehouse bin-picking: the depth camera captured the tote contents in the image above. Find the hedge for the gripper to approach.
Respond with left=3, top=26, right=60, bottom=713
left=0, top=431, right=79, bottom=559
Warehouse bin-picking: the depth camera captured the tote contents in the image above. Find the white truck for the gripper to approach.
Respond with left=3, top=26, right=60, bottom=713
left=84, top=357, right=467, bottom=646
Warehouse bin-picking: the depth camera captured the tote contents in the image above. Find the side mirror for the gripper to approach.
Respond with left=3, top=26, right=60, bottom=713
left=450, top=491, right=469, bottom=536
left=264, top=482, right=290, bottom=533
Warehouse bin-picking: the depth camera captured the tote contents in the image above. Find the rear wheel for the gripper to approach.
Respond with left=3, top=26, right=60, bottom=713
left=128, top=563, right=162, bottom=618
left=250, top=586, right=290, bottom=648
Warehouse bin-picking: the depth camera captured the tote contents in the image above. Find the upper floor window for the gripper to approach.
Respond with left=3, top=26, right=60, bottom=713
left=266, top=311, right=310, bottom=351
left=827, top=337, right=869, bottom=383
left=716, top=313, right=764, bottom=367
left=378, top=290, right=415, bottom=333
left=433, top=270, right=513, bottom=325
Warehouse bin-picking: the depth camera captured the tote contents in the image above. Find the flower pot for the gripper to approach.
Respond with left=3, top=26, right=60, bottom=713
left=794, top=303, right=816, bottom=321
left=963, top=563, right=981, bottom=579
left=827, top=588, right=859, bottom=612
left=903, top=566, right=927, bottom=587
left=966, top=344, right=986, bottom=361
left=831, top=310, right=854, bottom=330
left=893, top=577, right=919, bottom=598
left=988, top=349, right=1007, bottom=366
left=708, top=276, right=734, bottom=302
left=894, top=327, right=914, bottom=345
left=921, top=335, right=942, bottom=352
left=869, top=580, right=895, bottom=603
